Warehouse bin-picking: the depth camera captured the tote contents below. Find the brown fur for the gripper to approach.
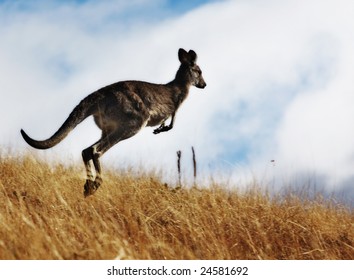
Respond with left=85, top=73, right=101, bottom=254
left=21, top=48, right=206, bottom=197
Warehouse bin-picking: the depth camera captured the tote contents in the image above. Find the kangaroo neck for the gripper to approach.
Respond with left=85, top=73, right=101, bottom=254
left=168, top=62, right=192, bottom=106
left=168, top=79, right=191, bottom=93
left=167, top=80, right=190, bottom=106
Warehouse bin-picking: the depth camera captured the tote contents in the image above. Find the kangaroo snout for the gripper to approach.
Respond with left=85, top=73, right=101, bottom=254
left=197, top=81, right=207, bottom=89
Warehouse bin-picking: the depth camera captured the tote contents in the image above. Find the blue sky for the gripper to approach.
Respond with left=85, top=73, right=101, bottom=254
left=0, top=0, right=218, bottom=19
left=1, top=0, right=354, bottom=204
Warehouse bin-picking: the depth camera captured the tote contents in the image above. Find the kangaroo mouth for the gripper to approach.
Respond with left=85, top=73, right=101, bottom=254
left=196, top=82, right=207, bottom=89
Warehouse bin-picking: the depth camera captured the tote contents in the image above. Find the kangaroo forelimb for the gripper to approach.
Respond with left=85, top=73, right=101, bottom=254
left=153, top=122, right=173, bottom=134
left=153, top=112, right=176, bottom=134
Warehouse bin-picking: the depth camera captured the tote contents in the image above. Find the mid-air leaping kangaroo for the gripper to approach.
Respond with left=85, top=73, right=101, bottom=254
left=21, top=48, right=206, bottom=197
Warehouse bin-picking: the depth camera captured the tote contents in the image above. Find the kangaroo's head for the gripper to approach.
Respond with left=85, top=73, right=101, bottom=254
left=176, top=48, right=206, bottom=89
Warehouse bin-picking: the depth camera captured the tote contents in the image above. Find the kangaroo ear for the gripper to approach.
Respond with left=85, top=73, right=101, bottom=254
left=188, top=50, right=197, bottom=65
left=178, top=48, right=189, bottom=63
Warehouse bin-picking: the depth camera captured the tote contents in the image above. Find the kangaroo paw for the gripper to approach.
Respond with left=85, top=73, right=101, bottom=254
left=153, top=126, right=163, bottom=134
left=153, top=125, right=172, bottom=134
left=84, top=180, right=98, bottom=197
left=153, top=128, right=161, bottom=134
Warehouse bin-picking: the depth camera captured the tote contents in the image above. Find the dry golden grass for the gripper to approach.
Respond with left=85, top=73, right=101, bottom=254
left=0, top=151, right=353, bottom=260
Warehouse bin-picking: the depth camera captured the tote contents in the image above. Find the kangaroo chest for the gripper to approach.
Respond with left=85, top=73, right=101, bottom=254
left=146, top=91, right=187, bottom=127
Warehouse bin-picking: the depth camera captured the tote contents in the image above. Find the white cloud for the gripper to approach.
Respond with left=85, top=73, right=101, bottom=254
left=1, top=0, right=354, bottom=202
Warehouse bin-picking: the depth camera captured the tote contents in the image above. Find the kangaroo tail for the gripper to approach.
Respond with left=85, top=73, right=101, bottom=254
left=20, top=98, right=93, bottom=150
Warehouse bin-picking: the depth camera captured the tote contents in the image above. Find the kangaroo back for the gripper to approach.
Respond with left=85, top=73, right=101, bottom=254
left=21, top=96, right=94, bottom=150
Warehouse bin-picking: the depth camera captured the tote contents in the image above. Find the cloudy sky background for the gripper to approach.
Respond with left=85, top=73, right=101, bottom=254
left=1, top=0, right=354, bottom=204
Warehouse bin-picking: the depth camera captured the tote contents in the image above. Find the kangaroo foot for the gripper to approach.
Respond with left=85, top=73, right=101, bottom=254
left=84, top=177, right=103, bottom=197
left=94, top=177, right=103, bottom=188
left=84, top=179, right=100, bottom=197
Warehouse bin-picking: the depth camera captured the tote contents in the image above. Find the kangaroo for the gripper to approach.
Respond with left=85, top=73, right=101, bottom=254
left=21, top=48, right=206, bottom=197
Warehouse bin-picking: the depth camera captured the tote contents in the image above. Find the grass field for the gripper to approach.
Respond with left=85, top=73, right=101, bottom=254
left=0, top=151, right=353, bottom=260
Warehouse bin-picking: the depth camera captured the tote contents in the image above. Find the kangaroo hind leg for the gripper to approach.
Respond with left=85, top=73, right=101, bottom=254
left=82, top=122, right=144, bottom=197
left=82, top=144, right=101, bottom=197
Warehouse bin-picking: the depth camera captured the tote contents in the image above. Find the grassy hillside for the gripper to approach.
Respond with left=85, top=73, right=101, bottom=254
left=0, top=152, right=353, bottom=260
